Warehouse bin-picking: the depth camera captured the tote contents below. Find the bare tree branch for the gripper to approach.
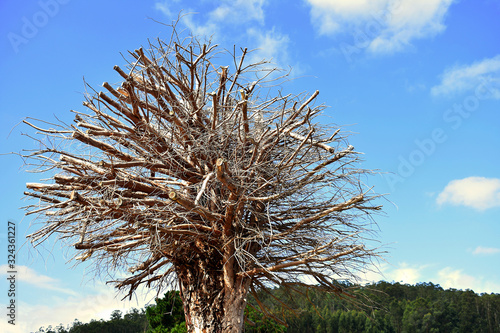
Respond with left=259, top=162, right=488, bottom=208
left=20, top=23, right=383, bottom=332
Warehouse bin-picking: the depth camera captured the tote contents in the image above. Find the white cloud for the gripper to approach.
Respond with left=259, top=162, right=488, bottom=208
left=437, top=177, right=500, bottom=210
left=1, top=264, right=77, bottom=296
left=246, top=28, right=292, bottom=69
left=157, top=0, right=268, bottom=40
left=0, top=278, right=152, bottom=333
left=208, top=0, right=267, bottom=25
left=392, top=265, right=422, bottom=284
left=154, top=1, right=296, bottom=76
left=431, top=55, right=500, bottom=98
left=305, top=0, right=454, bottom=54
left=307, top=0, right=386, bottom=33
left=437, top=267, right=500, bottom=293
left=361, top=262, right=426, bottom=285
left=182, top=14, right=220, bottom=40
left=437, top=267, right=476, bottom=290
left=154, top=1, right=177, bottom=18
left=473, top=246, right=500, bottom=255
left=362, top=263, right=500, bottom=293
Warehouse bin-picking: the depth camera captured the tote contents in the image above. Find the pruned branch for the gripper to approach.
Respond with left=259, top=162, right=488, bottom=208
left=20, top=23, right=382, bottom=329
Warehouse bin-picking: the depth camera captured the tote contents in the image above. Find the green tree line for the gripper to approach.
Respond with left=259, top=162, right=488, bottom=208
left=35, top=281, right=500, bottom=333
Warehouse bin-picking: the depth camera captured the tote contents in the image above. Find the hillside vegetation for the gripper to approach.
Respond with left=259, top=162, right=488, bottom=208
left=35, top=281, right=500, bottom=333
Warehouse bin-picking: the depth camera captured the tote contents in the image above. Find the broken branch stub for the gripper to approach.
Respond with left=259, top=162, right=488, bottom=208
left=21, top=25, right=382, bottom=332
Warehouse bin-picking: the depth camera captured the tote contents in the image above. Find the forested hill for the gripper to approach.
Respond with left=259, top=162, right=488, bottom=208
left=259, top=281, right=500, bottom=333
left=35, top=281, right=499, bottom=333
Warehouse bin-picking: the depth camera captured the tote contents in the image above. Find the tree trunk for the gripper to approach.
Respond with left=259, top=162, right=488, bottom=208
left=176, top=254, right=251, bottom=332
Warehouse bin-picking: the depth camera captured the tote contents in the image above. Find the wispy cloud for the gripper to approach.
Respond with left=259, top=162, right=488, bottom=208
left=0, top=282, right=152, bottom=333
left=391, top=263, right=424, bottom=284
left=361, top=262, right=427, bottom=285
left=305, top=0, right=454, bottom=54
left=437, top=177, right=500, bottom=211
left=153, top=1, right=295, bottom=74
left=245, top=27, right=298, bottom=73
left=431, top=55, right=500, bottom=98
left=472, top=246, right=500, bottom=255
left=181, top=14, right=220, bottom=40
left=246, top=28, right=290, bottom=62
left=362, top=263, right=500, bottom=293
left=0, top=264, right=77, bottom=296
left=155, top=0, right=268, bottom=39
left=437, top=267, right=500, bottom=293
left=154, top=0, right=179, bottom=18
left=437, top=267, right=476, bottom=290
left=208, top=0, right=267, bottom=25
left=0, top=266, right=144, bottom=332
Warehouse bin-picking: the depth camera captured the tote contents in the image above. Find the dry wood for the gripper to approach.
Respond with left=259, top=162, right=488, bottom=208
left=20, top=23, right=382, bottom=333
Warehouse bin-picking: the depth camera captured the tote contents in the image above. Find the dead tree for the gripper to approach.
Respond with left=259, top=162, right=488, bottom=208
left=21, top=26, right=382, bottom=332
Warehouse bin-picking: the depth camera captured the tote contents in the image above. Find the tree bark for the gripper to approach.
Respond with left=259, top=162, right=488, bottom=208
left=22, top=30, right=382, bottom=333
left=176, top=254, right=251, bottom=333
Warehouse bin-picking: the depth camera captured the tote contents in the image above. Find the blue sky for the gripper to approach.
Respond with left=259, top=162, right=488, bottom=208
left=1, top=0, right=499, bottom=331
